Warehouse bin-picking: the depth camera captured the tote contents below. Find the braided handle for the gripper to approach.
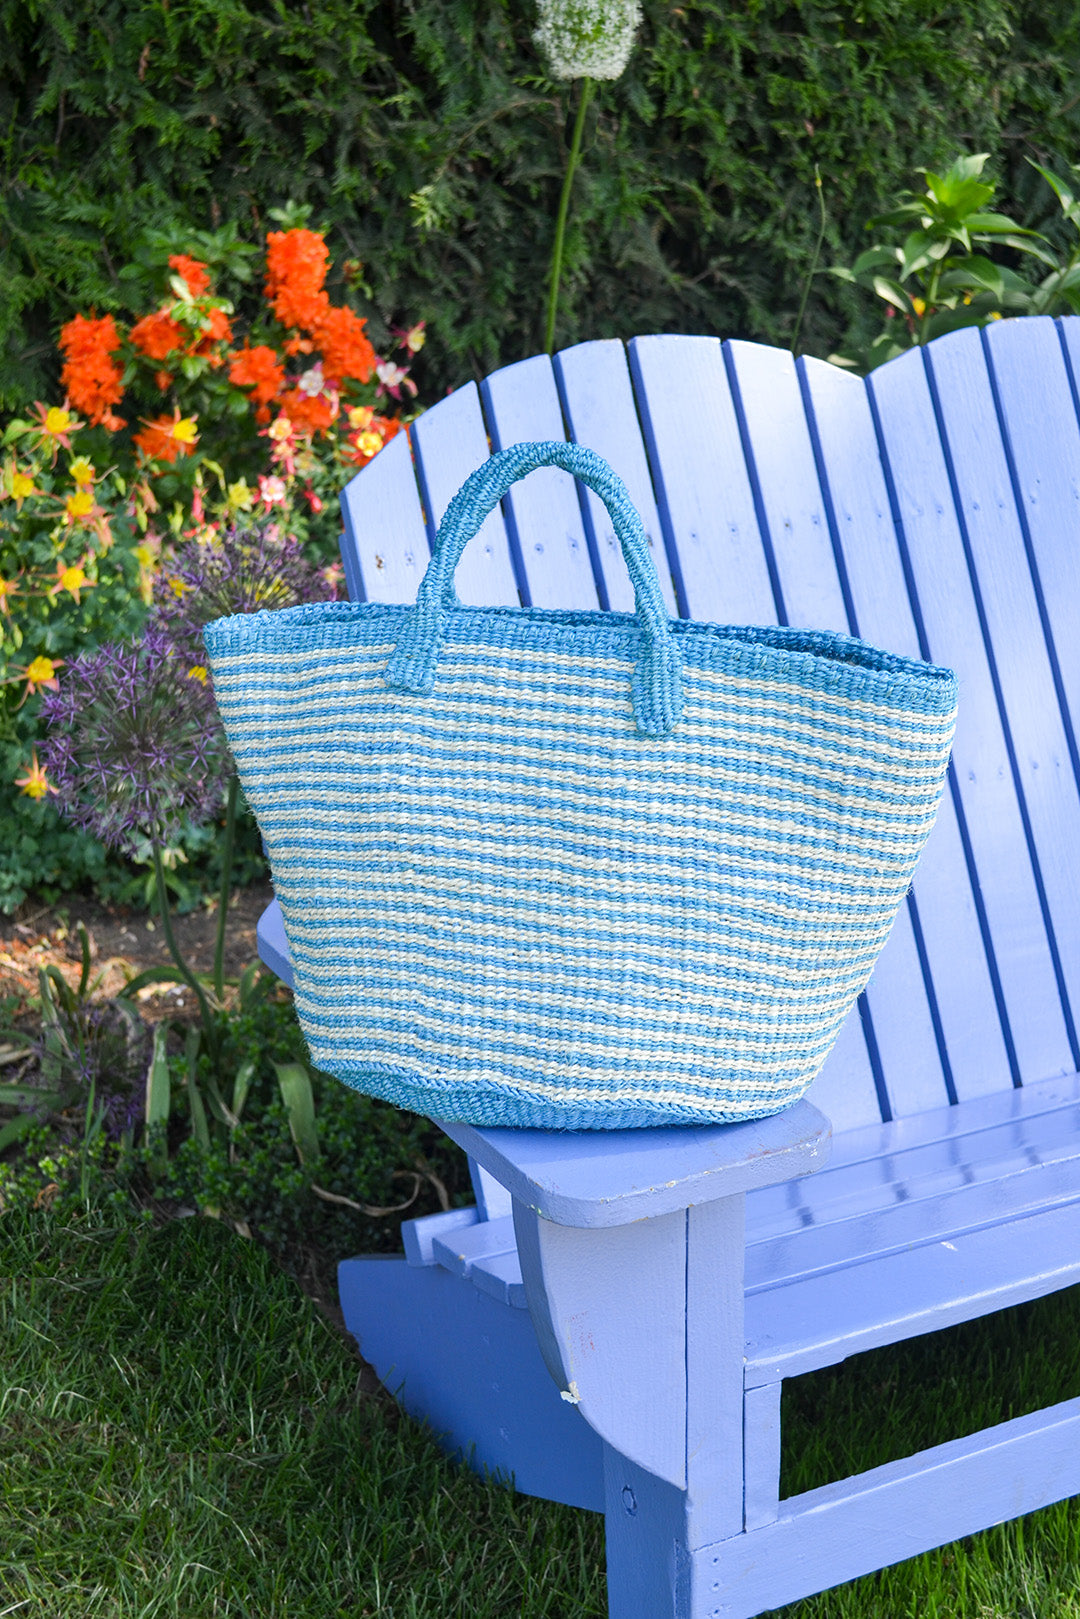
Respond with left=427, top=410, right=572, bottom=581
left=383, top=441, right=683, bottom=738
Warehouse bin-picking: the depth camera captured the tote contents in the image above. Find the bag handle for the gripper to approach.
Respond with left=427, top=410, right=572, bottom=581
left=383, top=440, right=683, bottom=738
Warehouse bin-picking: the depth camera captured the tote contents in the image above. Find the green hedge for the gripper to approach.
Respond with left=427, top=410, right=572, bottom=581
left=3, top=0, right=1080, bottom=408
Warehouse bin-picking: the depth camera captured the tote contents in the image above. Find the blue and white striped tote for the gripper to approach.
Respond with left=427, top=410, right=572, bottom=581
left=204, top=442, right=958, bottom=1130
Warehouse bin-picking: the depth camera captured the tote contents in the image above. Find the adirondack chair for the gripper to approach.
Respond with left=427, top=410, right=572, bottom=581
left=255, top=315, right=1080, bottom=1618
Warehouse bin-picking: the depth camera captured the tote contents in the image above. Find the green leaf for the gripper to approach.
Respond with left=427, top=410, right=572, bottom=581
left=230, top=1059, right=256, bottom=1124
left=0, top=1084, right=67, bottom=1111
left=185, top=1032, right=211, bottom=1154
left=871, top=276, right=915, bottom=315
left=0, top=1113, right=37, bottom=1152
left=145, top=1023, right=171, bottom=1132
left=274, top=1062, right=320, bottom=1167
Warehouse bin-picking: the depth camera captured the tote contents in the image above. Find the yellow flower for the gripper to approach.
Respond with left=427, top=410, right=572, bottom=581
left=69, top=456, right=95, bottom=487
left=172, top=416, right=199, bottom=446
left=65, top=489, right=95, bottom=522
left=358, top=429, right=383, bottom=458
left=20, top=655, right=63, bottom=698
left=45, top=406, right=72, bottom=435
left=53, top=560, right=90, bottom=603
left=988, top=310, right=1002, bottom=321
left=10, top=470, right=35, bottom=501
left=15, top=751, right=55, bottom=799
left=227, top=479, right=254, bottom=512
left=134, top=544, right=155, bottom=569
left=187, top=665, right=208, bottom=685
left=268, top=416, right=294, bottom=442
left=911, top=297, right=926, bottom=318
left=347, top=405, right=374, bottom=431
left=169, top=576, right=190, bottom=598
left=0, top=575, right=18, bottom=613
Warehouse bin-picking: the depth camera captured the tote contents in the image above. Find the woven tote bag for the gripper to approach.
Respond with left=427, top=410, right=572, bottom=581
left=204, top=441, right=958, bottom=1130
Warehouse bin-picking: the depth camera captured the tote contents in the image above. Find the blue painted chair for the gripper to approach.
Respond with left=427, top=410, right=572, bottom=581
left=257, top=317, right=1080, bottom=1617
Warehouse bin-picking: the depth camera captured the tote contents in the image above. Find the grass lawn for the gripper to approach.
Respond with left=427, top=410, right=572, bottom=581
left=2, top=1203, right=1080, bottom=1618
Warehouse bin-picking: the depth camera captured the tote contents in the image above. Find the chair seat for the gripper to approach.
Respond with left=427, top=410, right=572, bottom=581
left=744, top=1070, right=1080, bottom=1382
left=410, top=1069, right=1080, bottom=1382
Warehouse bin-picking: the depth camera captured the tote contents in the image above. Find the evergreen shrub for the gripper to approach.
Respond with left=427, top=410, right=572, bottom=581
left=3, top=0, right=1080, bottom=407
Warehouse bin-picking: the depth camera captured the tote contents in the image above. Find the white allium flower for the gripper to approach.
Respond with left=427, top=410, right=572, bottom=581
left=534, top=0, right=642, bottom=81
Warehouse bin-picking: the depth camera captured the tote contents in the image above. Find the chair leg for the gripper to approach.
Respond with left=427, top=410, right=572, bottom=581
left=603, top=1449, right=690, bottom=1619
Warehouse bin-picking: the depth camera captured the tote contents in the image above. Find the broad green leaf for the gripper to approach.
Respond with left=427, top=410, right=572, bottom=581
left=871, top=276, right=915, bottom=314
left=275, top=1062, right=320, bottom=1166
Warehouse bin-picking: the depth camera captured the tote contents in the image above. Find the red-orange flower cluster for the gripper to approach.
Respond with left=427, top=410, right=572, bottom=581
left=277, top=387, right=337, bottom=435
left=311, top=303, right=375, bottom=384
left=58, top=314, right=125, bottom=430
left=130, top=308, right=186, bottom=362
left=265, top=229, right=330, bottom=331
left=228, top=343, right=286, bottom=405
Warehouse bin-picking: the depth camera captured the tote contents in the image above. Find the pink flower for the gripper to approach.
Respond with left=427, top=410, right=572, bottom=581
left=375, top=359, right=418, bottom=401
left=258, top=475, right=288, bottom=508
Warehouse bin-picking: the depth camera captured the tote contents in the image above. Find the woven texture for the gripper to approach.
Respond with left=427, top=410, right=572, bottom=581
left=205, top=442, right=958, bottom=1129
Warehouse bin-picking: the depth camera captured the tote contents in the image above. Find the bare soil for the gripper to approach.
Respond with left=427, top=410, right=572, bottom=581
left=0, top=881, right=277, bottom=1018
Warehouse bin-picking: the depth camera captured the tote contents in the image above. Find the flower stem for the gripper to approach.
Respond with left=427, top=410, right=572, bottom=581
left=213, top=773, right=240, bottom=1000
left=791, top=165, right=827, bottom=358
left=152, top=836, right=217, bottom=1050
left=544, top=77, right=594, bottom=356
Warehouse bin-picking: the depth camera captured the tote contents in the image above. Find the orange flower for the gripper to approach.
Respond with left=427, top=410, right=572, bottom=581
left=277, top=387, right=337, bottom=435
left=189, top=306, right=233, bottom=360
left=15, top=751, right=56, bottom=799
left=265, top=228, right=331, bottom=331
left=131, top=308, right=186, bottom=362
left=311, top=303, right=375, bottom=383
left=58, top=314, right=125, bottom=428
left=134, top=410, right=199, bottom=464
left=168, top=253, right=211, bottom=297
left=228, top=342, right=286, bottom=405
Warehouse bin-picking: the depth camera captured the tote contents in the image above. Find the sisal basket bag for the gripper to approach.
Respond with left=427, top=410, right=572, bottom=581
left=204, top=441, right=958, bottom=1130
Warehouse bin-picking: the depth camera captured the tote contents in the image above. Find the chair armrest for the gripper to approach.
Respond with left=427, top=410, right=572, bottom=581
left=440, top=1106, right=831, bottom=1229
left=258, top=897, right=832, bottom=1228
left=257, top=898, right=293, bottom=987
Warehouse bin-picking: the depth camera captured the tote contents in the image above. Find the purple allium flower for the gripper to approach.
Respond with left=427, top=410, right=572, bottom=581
left=152, top=522, right=333, bottom=670
left=39, top=627, right=229, bottom=853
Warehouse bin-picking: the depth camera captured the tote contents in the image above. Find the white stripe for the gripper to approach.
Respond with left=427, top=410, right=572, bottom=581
left=256, top=788, right=929, bottom=877
left=301, top=973, right=852, bottom=1057
left=290, top=931, right=861, bottom=1017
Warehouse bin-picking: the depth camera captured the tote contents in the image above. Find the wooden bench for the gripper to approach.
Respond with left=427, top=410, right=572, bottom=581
left=256, top=316, right=1080, bottom=1617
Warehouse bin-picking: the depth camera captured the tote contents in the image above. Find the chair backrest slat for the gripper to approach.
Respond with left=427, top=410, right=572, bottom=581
left=798, top=353, right=960, bottom=1118
left=629, top=335, right=778, bottom=626
left=985, top=319, right=1080, bottom=799
left=870, top=345, right=1075, bottom=1087
left=926, top=327, right=1080, bottom=1068
left=340, top=428, right=430, bottom=605
left=410, top=381, right=521, bottom=607
left=554, top=338, right=679, bottom=616
left=479, top=354, right=599, bottom=611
